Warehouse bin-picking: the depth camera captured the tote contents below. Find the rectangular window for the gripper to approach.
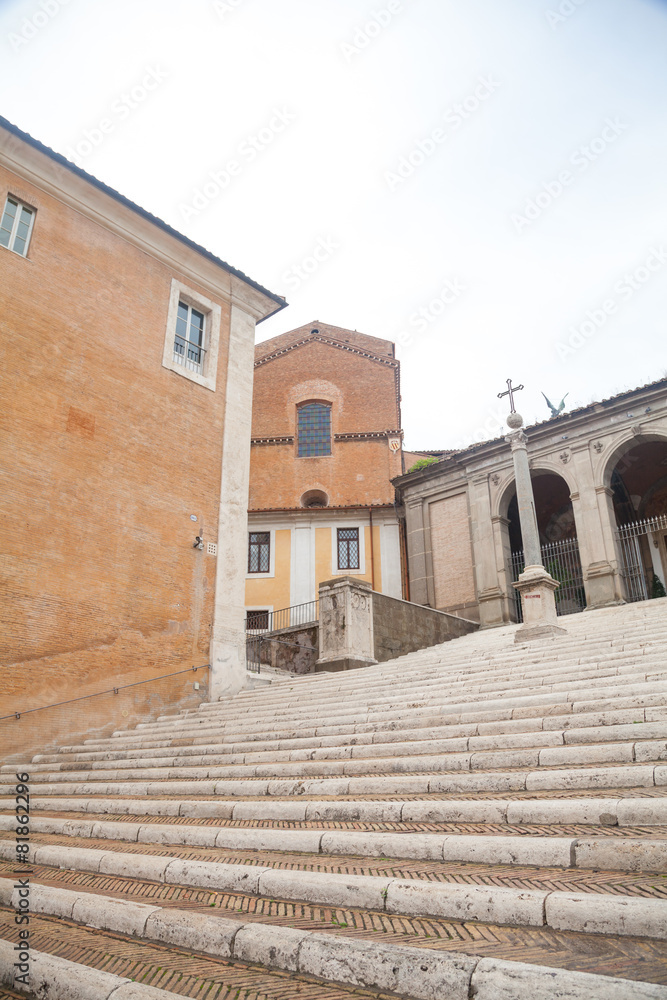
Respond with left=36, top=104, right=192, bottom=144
left=248, top=531, right=270, bottom=573
left=0, top=196, right=35, bottom=257
left=337, top=528, right=360, bottom=570
left=173, top=301, right=205, bottom=374
left=297, top=402, right=331, bottom=457
left=246, top=609, right=269, bottom=630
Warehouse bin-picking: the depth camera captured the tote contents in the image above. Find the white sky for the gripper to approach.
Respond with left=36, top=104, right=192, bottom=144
left=2, top=0, right=666, bottom=449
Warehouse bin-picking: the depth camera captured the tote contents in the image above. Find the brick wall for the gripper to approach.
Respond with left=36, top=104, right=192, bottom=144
left=250, top=332, right=402, bottom=510
left=0, top=161, right=231, bottom=752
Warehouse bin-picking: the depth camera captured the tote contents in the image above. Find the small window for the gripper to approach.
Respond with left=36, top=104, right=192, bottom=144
left=248, top=531, right=270, bottom=573
left=337, top=528, right=360, bottom=570
left=173, top=302, right=205, bottom=374
left=297, top=402, right=331, bottom=457
left=246, top=609, right=269, bottom=630
left=0, top=196, right=35, bottom=257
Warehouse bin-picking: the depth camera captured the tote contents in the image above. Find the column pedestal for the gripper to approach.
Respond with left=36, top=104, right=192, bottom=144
left=513, top=564, right=566, bottom=642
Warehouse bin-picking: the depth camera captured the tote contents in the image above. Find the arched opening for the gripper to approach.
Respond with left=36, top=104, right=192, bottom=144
left=609, top=439, right=667, bottom=602
left=301, top=489, right=329, bottom=509
left=505, top=472, right=585, bottom=620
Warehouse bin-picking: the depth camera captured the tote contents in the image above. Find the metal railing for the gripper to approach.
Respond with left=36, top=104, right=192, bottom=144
left=510, top=538, right=586, bottom=622
left=173, top=334, right=206, bottom=374
left=0, top=664, right=209, bottom=723
left=246, top=600, right=319, bottom=634
left=615, top=513, right=667, bottom=603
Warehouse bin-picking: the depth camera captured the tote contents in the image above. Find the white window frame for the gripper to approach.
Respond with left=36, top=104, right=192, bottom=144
left=162, top=278, right=221, bottom=391
left=0, top=194, right=35, bottom=258
left=246, top=527, right=276, bottom=579
left=245, top=605, right=274, bottom=633
left=331, top=524, right=366, bottom=576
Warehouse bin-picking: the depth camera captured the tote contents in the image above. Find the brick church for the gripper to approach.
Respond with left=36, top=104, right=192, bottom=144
left=245, top=323, right=406, bottom=629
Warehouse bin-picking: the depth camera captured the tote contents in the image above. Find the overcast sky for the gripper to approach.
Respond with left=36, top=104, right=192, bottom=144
left=2, top=0, right=666, bottom=449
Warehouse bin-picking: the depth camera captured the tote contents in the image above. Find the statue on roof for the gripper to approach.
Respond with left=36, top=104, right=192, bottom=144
left=542, top=391, right=569, bottom=418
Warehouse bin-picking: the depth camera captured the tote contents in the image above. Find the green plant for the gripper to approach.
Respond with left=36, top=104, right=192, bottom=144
left=651, top=573, right=666, bottom=599
left=408, top=456, right=439, bottom=473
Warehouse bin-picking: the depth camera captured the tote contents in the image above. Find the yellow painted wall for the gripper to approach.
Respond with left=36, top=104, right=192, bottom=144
left=314, top=525, right=383, bottom=592
left=245, top=528, right=291, bottom=611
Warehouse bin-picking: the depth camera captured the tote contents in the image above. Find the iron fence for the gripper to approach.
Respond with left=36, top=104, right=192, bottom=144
left=245, top=600, right=319, bottom=633
left=615, top=513, right=667, bottom=603
left=510, top=537, right=586, bottom=622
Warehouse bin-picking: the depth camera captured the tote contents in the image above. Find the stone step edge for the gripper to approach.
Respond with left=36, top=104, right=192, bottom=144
left=2, top=908, right=663, bottom=1000
left=11, top=761, right=667, bottom=797
left=5, top=741, right=667, bottom=785
left=1, top=845, right=666, bottom=942
left=4, top=795, right=666, bottom=827
left=17, top=723, right=667, bottom=772
left=2, top=815, right=664, bottom=872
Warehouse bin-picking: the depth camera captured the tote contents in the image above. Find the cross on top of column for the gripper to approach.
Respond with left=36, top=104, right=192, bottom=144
left=497, top=378, right=524, bottom=414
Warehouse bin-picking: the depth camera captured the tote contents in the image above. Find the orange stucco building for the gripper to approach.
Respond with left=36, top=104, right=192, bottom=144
left=0, top=117, right=285, bottom=755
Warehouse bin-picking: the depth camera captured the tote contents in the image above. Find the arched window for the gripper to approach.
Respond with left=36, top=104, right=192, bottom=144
left=297, top=402, right=331, bottom=457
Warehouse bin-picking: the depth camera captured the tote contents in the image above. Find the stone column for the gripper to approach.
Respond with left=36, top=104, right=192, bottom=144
left=316, top=577, right=377, bottom=671
left=506, top=413, right=566, bottom=641
left=209, top=304, right=256, bottom=701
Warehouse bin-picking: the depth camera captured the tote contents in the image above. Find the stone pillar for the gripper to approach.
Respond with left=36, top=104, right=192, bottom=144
left=209, top=304, right=255, bottom=701
left=468, top=476, right=505, bottom=627
left=569, top=446, right=624, bottom=608
left=316, top=577, right=377, bottom=672
left=506, top=413, right=566, bottom=642
left=404, top=499, right=430, bottom=606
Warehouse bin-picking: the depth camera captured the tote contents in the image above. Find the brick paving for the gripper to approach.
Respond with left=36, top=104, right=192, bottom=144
left=0, top=911, right=398, bottom=1000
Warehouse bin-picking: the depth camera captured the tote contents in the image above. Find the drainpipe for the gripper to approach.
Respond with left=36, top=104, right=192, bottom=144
left=369, top=507, right=376, bottom=591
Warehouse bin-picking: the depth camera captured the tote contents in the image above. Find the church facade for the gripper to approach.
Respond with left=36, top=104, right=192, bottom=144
left=245, top=323, right=406, bottom=628
left=395, top=379, right=667, bottom=627
left=0, top=116, right=285, bottom=752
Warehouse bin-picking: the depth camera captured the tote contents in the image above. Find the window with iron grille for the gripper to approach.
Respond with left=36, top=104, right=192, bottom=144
left=173, top=302, right=205, bottom=374
left=337, top=528, right=360, bottom=570
left=248, top=531, right=270, bottom=573
left=246, top=609, right=269, bottom=630
left=297, top=402, right=331, bottom=457
left=0, top=196, right=35, bottom=257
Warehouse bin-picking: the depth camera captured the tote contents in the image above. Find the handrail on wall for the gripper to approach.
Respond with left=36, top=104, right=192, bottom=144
left=0, top=664, right=210, bottom=723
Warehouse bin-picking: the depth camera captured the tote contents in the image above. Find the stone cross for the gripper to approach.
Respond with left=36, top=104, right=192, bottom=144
left=497, top=378, right=524, bottom=414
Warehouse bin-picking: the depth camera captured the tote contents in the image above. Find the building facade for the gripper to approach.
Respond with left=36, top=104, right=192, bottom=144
left=395, top=380, right=667, bottom=627
left=245, top=323, right=406, bottom=626
left=0, top=116, right=285, bottom=743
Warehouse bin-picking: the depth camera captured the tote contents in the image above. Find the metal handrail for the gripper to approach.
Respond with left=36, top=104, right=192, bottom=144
left=246, top=600, right=319, bottom=634
left=0, top=664, right=209, bottom=722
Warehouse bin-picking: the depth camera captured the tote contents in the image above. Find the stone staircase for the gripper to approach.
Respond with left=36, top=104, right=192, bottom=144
left=1, top=598, right=667, bottom=999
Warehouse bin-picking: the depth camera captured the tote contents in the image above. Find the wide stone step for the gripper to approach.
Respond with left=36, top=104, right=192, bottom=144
left=7, top=794, right=666, bottom=826
left=3, top=841, right=667, bottom=942
left=3, top=889, right=665, bottom=1000
left=11, top=762, right=667, bottom=798
left=30, top=709, right=667, bottom=764
left=4, top=815, right=666, bottom=871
